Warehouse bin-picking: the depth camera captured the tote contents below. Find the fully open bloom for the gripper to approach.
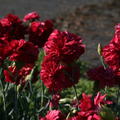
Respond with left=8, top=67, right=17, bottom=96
left=29, top=20, right=53, bottom=47
left=23, top=11, right=40, bottom=22
left=102, top=24, right=120, bottom=72
left=40, top=55, right=80, bottom=92
left=87, top=66, right=118, bottom=88
left=44, top=29, right=85, bottom=63
left=102, top=42, right=120, bottom=71
left=4, top=14, right=26, bottom=40
left=9, top=39, right=39, bottom=64
left=0, top=37, right=12, bottom=64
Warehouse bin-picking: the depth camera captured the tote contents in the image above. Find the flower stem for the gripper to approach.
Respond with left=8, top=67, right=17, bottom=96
left=41, top=81, right=44, bottom=108
left=100, top=56, right=106, bottom=69
left=0, top=79, right=7, bottom=120
left=73, top=85, right=79, bottom=105
left=14, top=85, right=18, bottom=119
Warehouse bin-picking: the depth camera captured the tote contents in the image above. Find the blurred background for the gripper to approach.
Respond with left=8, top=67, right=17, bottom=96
left=0, top=0, right=112, bottom=19
left=0, top=0, right=120, bottom=66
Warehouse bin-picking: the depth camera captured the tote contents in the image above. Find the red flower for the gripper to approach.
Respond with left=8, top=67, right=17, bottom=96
left=29, top=20, right=53, bottom=47
left=0, top=18, right=12, bottom=37
left=67, top=116, right=81, bottom=120
left=102, top=42, right=120, bottom=71
left=94, top=92, right=112, bottom=107
left=115, top=117, right=120, bottom=120
left=0, top=37, right=12, bottom=64
left=79, top=93, right=93, bottom=112
left=4, top=64, right=38, bottom=85
left=102, top=24, right=120, bottom=72
left=4, top=14, right=26, bottom=40
left=40, top=110, right=64, bottom=120
left=9, top=39, right=39, bottom=64
left=23, top=11, right=40, bottom=22
left=78, top=92, right=111, bottom=120
left=44, top=29, right=85, bottom=63
left=40, top=55, right=80, bottom=92
left=87, top=66, right=117, bottom=88
left=49, top=93, right=61, bottom=108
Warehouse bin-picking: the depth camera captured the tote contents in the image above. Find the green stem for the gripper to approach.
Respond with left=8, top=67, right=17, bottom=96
left=0, top=80, right=7, bottom=120
left=41, top=82, right=44, bottom=108
left=29, top=81, right=38, bottom=120
left=14, top=85, right=18, bottom=119
left=73, top=85, right=79, bottom=105
left=117, top=85, right=120, bottom=105
left=100, top=56, right=106, bottom=69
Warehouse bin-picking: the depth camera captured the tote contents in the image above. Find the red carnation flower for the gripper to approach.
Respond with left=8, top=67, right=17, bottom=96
left=29, top=20, right=53, bottom=48
left=0, top=37, right=12, bottom=64
left=4, top=14, right=26, bottom=40
left=102, top=42, right=120, bottom=71
left=40, top=55, right=80, bottom=92
left=39, top=110, right=64, bottom=120
left=44, top=29, right=85, bottom=63
left=23, top=11, right=40, bottom=22
left=9, top=39, right=39, bottom=64
left=4, top=64, right=38, bottom=85
left=102, top=24, right=120, bottom=72
left=0, top=18, right=12, bottom=37
left=87, top=66, right=118, bottom=88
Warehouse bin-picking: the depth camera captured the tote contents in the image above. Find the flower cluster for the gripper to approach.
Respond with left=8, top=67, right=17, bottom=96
left=40, top=29, right=85, bottom=92
left=0, top=12, right=119, bottom=120
left=0, top=12, right=53, bottom=85
left=88, top=24, right=120, bottom=88
left=40, top=92, right=112, bottom=120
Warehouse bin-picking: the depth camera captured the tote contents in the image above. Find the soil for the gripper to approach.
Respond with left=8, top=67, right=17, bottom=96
left=54, top=0, right=120, bottom=66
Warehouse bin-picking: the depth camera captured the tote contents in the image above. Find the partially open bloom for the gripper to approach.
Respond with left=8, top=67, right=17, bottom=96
left=29, top=20, right=53, bottom=47
left=78, top=92, right=112, bottom=120
left=23, top=11, right=40, bottom=22
left=40, top=55, right=80, bottom=92
left=44, top=29, right=85, bottom=63
left=39, top=110, right=64, bottom=120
